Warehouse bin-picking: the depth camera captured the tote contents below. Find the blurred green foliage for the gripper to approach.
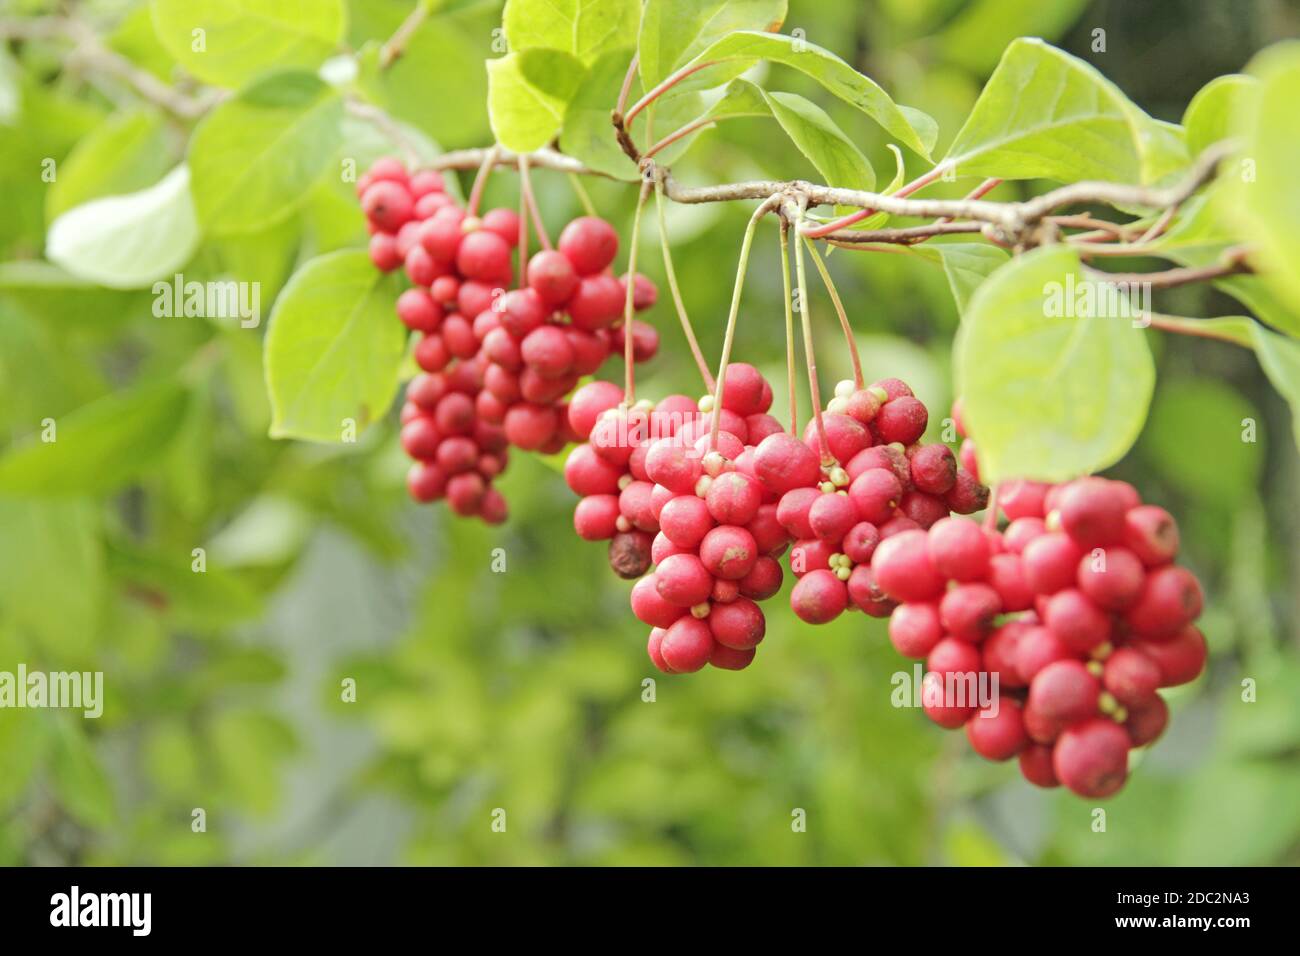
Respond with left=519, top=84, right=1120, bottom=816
left=0, top=0, right=1297, bottom=866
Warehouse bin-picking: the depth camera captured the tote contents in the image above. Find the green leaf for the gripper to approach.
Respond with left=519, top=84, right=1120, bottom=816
left=45, top=110, right=173, bottom=223
left=1231, top=42, right=1300, bottom=318
left=945, top=38, right=1188, bottom=184
left=638, top=0, right=786, bottom=89
left=559, top=46, right=640, bottom=178
left=487, top=51, right=586, bottom=153
left=504, top=0, right=640, bottom=64
left=956, top=246, right=1155, bottom=483
left=264, top=250, right=406, bottom=442
left=1250, top=322, right=1300, bottom=453
left=672, top=31, right=936, bottom=159
left=0, top=379, right=191, bottom=496
left=51, top=718, right=114, bottom=828
left=934, top=0, right=1089, bottom=74
left=0, top=500, right=102, bottom=659
left=45, top=165, right=199, bottom=289
left=760, top=90, right=875, bottom=194
left=150, top=0, right=346, bottom=88
left=189, top=71, right=343, bottom=235
left=1183, top=73, right=1256, bottom=158
left=904, top=242, right=1010, bottom=314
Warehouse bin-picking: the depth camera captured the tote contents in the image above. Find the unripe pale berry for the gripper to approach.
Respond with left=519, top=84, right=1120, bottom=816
left=843, top=388, right=882, bottom=425
left=1053, top=718, right=1129, bottom=798
left=790, top=568, right=848, bottom=624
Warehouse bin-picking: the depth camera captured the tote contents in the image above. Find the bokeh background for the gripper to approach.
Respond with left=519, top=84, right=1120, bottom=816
left=1, top=0, right=1298, bottom=865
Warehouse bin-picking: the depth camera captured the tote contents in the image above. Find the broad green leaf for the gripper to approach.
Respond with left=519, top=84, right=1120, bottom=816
left=945, top=39, right=1188, bottom=184
left=1147, top=186, right=1239, bottom=269
left=504, top=0, right=640, bottom=64
left=51, top=718, right=115, bottom=828
left=673, top=31, right=936, bottom=159
left=0, top=500, right=102, bottom=659
left=638, top=0, right=786, bottom=89
left=46, top=110, right=173, bottom=222
left=1183, top=73, right=1256, bottom=157
left=189, top=71, right=343, bottom=235
left=264, top=250, right=406, bottom=442
left=1216, top=275, right=1300, bottom=339
left=559, top=46, right=641, bottom=178
left=760, top=90, right=875, bottom=193
left=518, top=48, right=590, bottom=102
left=0, top=379, right=191, bottom=496
left=150, top=0, right=346, bottom=88
left=956, top=246, right=1155, bottom=482
left=45, top=165, right=199, bottom=289
left=904, top=242, right=1010, bottom=314
left=1231, top=43, right=1300, bottom=318
left=487, top=51, right=585, bottom=152
left=106, top=542, right=263, bottom=629
left=1250, top=322, right=1300, bottom=453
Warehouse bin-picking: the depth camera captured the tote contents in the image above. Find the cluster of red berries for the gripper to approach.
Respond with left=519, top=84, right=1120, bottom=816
left=766, top=378, right=988, bottom=627
left=868, top=411, right=1207, bottom=798
left=356, top=157, right=657, bottom=522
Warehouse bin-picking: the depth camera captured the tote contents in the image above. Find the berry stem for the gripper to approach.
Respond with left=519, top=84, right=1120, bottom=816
left=515, top=154, right=530, bottom=283
left=466, top=144, right=500, bottom=218
left=517, top=155, right=552, bottom=251
left=642, top=115, right=736, bottom=161
left=615, top=53, right=640, bottom=117
left=936, top=177, right=1002, bottom=224
left=568, top=172, right=597, bottom=218
left=803, top=236, right=864, bottom=390
left=654, top=178, right=715, bottom=391
left=623, top=179, right=653, bottom=401
left=779, top=219, right=798, bottom=435
left=623, top=60, right=719, bottom=126
left=709, top=196, right=779, bottom=452
left=793, top=207, right=833, bottom=465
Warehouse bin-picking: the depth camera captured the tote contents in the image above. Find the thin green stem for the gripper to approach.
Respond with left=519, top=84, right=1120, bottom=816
left=518, top=156, right=551, bottom=251
left=654, top=179, right=714, bottom=391
left=466, top=144, right=500, bottom=218
left=709, top=197, right=779, bottom=452
left=568, top=172, right=597, bottom=218
left=794, top=207, right=832, bottom=465
left=804, top=237, right=863, bottom=389
left=624, top=60, right=718, bottom=126
left=779, top=220, right=798, bottom=435
left=622, top=180, right=652, bottom=401
left=516, top=154, right=530, bottom=284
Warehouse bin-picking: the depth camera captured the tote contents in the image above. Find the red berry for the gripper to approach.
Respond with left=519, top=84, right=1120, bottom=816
left=910, top=444, right=957, bottom=495
left=621, top=272, right=658, bottom=312
left=445, top=472, right=486, bottom=516
left=927, top=637, right=982, bottom=678
left=369, top=232, right=403, bottom=271
left=566, top=382, right=624, bottom=441
left=1076, top=546, right=1145, bottom=610
left=790, top=538, right=834, bottom=577
left=656, top=553, right=714, bottom=607
left=847, top=564, right=895, bottom=616
left=720, top=363, right=770, bottom=416
left=870, top=377, right=913, bottom=401
left=746, top=504, right=789, bottom=557
left=753, top=432, right=821, bottom=495
left=1003, top=516, right=1047, bottom=554
left=710, top=642, right=757, bottom=670
left=921, top=671, right=975, bottom=728
left=966, top=701, right=1028, bottom=761
left=982, top=620, right=1030, bottom=688
left=1125, top=695, right=1169, bottom=746
left=574, top=494, right=620, bottom=540
left=481, top=207, right=521, bottom=247
left=841, top=521, right=881, bottom=565
left=618, top=480, right=658, bottom=533
left=849, top=468, right=903, bottom=525
left=645, top=438, right=703, bottom=495
left=1131, top=625, right=1207, bottom=687
left=705, top=472, right=762, bottom=526
left=361, top=180, right=414, bottom=232
left=456, top=228, right=512, bottom=283
left=434, top=391, right=474, bottom=435
left=1028, top=659, right=1100, bottom=723
left=520, top=325, right=575, bottom=379
left=558, top=216, right=618, bottom=275
left=1022, top=532, right=1085, bottom=594
left=659, top=616, right=714, bottom=673
left=871, top=529, right=945, bottom=602
left=944, top=469, right=989, bottom=514
left=503, top=403, right=558, bottom=450
left=407, top=462, right=447, bottom=502
left=709, top=597, right=766, bottom=649
left=647, top=627, right=673, bottom=672
left=843, top=388, right=882, bottom=425
left=440, top=314, right=477, bottom=360
left=790, top=568, right=848, bottom=624
left=776, top=487, right=819, bottom=539
left=999, top=479, right=1050, bottom=520
left=497, top=288, right=546, bottom=338
left=612, top=319, right=659, bottom=363
left=939, top=583, right=1002, bottom=641
left=745, top=413, right=784, bottom=445
left=888, top=601, right=943, bottom=658
left=1053, top=718, right=1129, bottom=798
left=631, top=574, right=687, bottom=628
left=563, top=443, right=622, bottom=496
left=1013, top=625, right=1073, bottom=682
left=804, top=413, right=871, bottom=463
left=958, top=438, right=980, bottom=484
left=808, top=493, right=857, bottom=542
left=435, top=435, right=478, bottom=474
left=527, top=249, right=580, bottom=307
left=699, top=525, right=758, bottom=581
left=1043, top=588, right=1112, bottom=653
left=738, top=556, right=783, bottom=600
left=927, top=516, right=990, bottom=582
left=986, top=553, right=1034, bottom=612
left=1103, top=647, right=1161, bottom=707
left=1123, top=504, right=1180, bottom=566
left=1018, top=743, right=1059, bottom=787
left=659, top=494, right=714, bottom=549
left=846, top=444, right=910, bottom=486
left=419, top=207, right=466, bottom=263
left=1123, top=566, right=1203, bottom=639
left=1055, top=477, right=1128, bottom=547
left=875, top=395, right=928, bottom=445
left=408, top=168, right=444, bottom=197
left=567, top=274, right=626, bottom=330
